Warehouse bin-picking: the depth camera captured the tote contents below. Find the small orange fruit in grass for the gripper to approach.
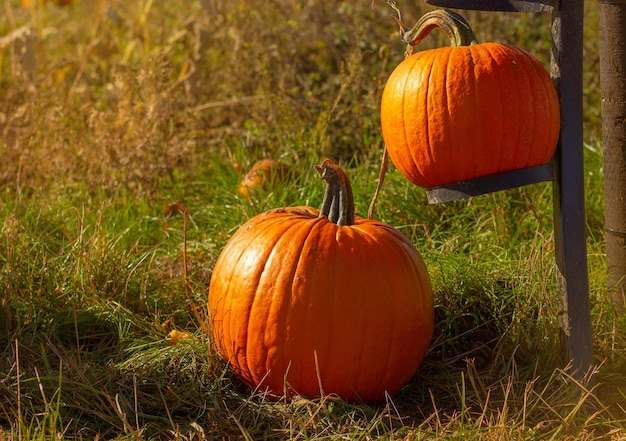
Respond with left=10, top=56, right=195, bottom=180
left=237, top=159, right=294, bottom=201
left=22, top=0, right=74, bottom=8
left=165, top=330, right=194, bottom=345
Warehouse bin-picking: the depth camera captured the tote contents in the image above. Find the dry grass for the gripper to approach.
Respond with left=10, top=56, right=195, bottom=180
left=3, top=1, right=600, bottom=194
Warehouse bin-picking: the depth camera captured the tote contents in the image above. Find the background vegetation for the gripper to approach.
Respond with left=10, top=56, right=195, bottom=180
left=0, top=0, right=623, bottom=439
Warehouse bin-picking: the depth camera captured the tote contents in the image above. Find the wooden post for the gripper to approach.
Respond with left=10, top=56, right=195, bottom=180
left=600, top=0, right=626, bottom=316
left=423, top=0, right=595, bottom=378
left=550, top=0, right=594, bottom=376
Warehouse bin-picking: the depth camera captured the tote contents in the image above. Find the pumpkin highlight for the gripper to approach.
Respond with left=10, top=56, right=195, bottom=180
left=380, top=10, right=560, bottom=188
left=209, top=159, right=434, bottom=402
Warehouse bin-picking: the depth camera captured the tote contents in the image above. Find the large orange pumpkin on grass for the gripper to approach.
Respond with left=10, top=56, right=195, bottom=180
left=380, top=10, right=560, bottom=188
left=209, top=159, right=434, bottom=402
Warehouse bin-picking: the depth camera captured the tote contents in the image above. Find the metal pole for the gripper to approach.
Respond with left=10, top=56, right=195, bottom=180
left=551, top=0, right=595, bottom=377
left=600, top=0, right=626, bottom=316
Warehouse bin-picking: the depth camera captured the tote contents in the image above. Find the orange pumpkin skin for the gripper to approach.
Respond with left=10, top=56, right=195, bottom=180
left=381, top=43, right=560, bottom=188
left=209, top=161, right=434, bottom=402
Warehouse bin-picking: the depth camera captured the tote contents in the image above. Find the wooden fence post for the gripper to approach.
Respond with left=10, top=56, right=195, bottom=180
left=422, top=0, right=595, bottom=378
left=600, top=0, right=626, bottom=316
left=550, top=0, right=594, bottom=376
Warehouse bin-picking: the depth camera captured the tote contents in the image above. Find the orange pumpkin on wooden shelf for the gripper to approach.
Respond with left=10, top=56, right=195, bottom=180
left=237, top=158, right=294, bottom=201
left=380, top=10, right=560, bottom=188
left=209, top=159, right=434, bottom=402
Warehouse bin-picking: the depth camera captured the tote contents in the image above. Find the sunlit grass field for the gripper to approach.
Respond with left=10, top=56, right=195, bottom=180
left=1, top=1, right=624, bottom=439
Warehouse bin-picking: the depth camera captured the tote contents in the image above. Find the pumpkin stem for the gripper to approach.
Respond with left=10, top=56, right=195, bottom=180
left=368, top=145, right=389, bottom=220
left=402, top=9, right=478, bottom=51
left=315, top=159, right=355, bottom=227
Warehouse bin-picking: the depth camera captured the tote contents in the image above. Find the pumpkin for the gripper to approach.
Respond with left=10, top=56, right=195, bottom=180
left=209, top=159, right=434, bottom=402
left=380, top=10, right=560, bottom=188
left=237, top=159, right=294, bottom=201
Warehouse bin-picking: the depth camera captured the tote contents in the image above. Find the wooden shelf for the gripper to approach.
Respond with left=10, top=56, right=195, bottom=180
left=426, top=163, right=554, bottom=204
left=425, top=0, right=554, bottom=12
left=412, top=0, right=593, bottom=379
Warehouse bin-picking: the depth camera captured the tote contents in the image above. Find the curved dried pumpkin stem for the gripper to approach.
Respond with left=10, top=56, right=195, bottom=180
left=315, top=159, right=355, bottom=227
left=402, top=9, right=478, bottom=51
left=368, top=145, right=389, bottom=220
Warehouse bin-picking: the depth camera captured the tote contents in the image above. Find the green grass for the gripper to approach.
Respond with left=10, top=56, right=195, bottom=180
left=1, top=0, right=625, bottom=439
